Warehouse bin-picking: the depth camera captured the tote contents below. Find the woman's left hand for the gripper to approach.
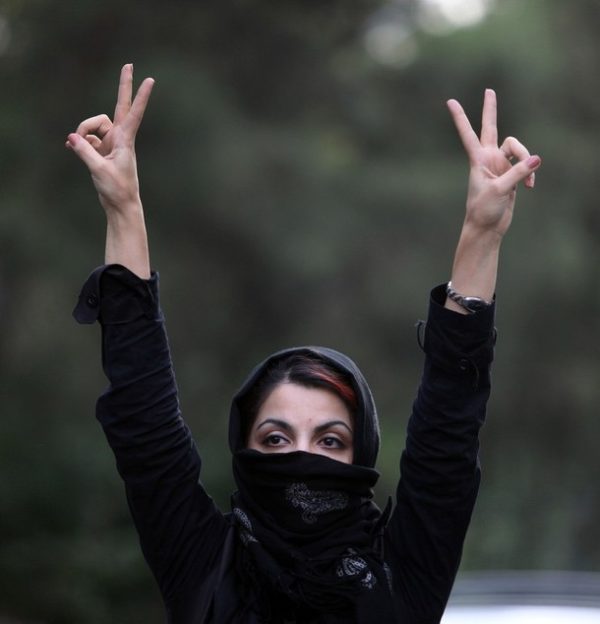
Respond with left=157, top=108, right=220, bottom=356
left=447, top=89, right=541, bottom=239
left=444, top=89, right=542, bottom=312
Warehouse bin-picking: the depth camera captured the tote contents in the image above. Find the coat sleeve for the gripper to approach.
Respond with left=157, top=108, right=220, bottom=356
left=74, top=264, right=229, bottom=607
left=384, top=284, right=496, bottom=623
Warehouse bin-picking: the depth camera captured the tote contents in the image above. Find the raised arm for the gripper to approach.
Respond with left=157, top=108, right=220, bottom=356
left=66, top=63, right=154, bottom=278
left=69, top=67, right=229, bottom=612
left=386, top=91, right=541, bottom=622
left=445, top=88, right=541, bottom=312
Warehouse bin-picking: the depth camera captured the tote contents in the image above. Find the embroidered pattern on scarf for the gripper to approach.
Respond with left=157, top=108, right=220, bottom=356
left=336, top=549, right=376, bottom=590
left=285, top=482, right=349, bottom=525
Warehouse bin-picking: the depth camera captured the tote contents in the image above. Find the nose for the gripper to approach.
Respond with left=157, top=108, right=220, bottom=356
left=295, top=437, right=312, bottom=454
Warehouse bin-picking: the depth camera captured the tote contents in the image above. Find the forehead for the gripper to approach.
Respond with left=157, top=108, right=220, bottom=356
left=254, top=382, right=353, bottom=429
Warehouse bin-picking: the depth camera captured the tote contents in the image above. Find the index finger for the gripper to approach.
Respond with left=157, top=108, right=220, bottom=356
left=113, top=64, right=133, bottom=125
left=447, top=98, right=481, bottom=162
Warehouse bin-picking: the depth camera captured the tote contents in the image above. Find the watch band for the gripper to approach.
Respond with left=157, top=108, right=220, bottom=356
left=446, top=282, right=493, bottom=314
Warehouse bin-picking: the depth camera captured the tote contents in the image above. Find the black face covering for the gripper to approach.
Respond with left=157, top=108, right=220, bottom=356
left=228, top=347, right=395, bottom=623
left=231, top=450, right=393, bottom=622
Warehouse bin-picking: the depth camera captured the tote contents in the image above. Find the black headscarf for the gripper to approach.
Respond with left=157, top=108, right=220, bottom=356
left=228, top=347, right=396, bottom=623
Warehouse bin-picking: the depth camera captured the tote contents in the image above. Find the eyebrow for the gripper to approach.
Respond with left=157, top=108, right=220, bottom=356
left=255, top=418, right=352, bottom=435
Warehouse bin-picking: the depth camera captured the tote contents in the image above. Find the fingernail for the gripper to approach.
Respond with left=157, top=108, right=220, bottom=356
left=526, top=155, right=541, bottom=168
left=67, top=133, right=78, bottom=147
left=525, top=172, right=535, bottom=189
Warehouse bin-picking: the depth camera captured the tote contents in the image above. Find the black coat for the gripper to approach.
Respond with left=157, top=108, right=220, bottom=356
left=74, top=265, right=496, bottom=623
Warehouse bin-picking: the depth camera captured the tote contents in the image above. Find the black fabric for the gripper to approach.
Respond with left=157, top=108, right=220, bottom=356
left=74, top=264, right=496, bottom=624
left=230, top=449, right=393, bottom=622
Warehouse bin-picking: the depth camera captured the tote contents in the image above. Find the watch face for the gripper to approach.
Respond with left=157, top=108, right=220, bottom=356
left=463, top=297, right=489, bottom=312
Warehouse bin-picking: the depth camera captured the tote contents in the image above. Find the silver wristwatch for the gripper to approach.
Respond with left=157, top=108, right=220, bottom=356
left=446, top=282, right=492, bottom=314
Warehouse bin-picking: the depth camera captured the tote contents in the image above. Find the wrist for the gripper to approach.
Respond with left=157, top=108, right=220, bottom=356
left=459, top=220, right=504, bottom=248
left=446, top=281, right=493, bottom=314
left=104, top=201, right=151, bottom=279
left=104, top=199, right=145, bottom=226
left=98, top=192, right=143, bottom=219
left=448, top=222, right=502, bottom=308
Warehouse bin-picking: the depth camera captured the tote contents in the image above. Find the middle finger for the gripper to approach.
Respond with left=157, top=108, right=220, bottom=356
left=113, top=63, right=133, bottom=125
left=480, top=88, right=498, bottom=147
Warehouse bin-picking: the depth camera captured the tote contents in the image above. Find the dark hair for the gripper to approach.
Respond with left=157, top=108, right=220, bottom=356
left=240, top=353, right=358, bottom=442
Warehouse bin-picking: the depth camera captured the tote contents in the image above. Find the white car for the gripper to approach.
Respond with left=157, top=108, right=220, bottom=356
left=442, top=571, right=600, bottom=623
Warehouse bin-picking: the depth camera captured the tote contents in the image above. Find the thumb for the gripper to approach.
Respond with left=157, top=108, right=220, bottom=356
left=66, top=133, right=104, bottom=172
left=497, top=155, right=542, bottom=193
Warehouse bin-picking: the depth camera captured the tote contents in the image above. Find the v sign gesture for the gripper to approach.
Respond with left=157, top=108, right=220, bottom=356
left=447, top=88, right=541, bottom=237
left=444, top=89, right=541, bottom=314
left=66, top=64, right=155, bottom=278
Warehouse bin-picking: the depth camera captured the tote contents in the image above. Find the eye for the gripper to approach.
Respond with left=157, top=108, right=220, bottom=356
left=320, top=436, right=345, bottom=449
left=264, top=434, right=289, bottom=447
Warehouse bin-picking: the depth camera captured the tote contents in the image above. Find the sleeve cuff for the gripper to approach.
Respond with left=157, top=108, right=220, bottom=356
left=73, top=264, right=162, bottom=325
left=420, top=283, right=497, bottom=376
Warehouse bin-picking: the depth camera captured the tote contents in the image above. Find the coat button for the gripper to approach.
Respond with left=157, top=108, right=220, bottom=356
left=86, top=294, right=99, bottom=308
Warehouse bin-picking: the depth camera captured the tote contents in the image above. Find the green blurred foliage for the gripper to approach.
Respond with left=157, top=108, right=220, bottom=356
left=0, top=0, right=599, bottom=621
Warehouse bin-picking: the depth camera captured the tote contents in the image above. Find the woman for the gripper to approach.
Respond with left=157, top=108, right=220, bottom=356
left=68, top=65, right=541, bottom=623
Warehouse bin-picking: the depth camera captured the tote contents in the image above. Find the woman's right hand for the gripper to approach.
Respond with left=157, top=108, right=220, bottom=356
left=66, top=64, right=154, bottom=214
left=66, top=64, right=154, bottom=278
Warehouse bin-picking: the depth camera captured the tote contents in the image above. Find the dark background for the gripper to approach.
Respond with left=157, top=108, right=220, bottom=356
left=1, top=0, right=599, bottom=621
